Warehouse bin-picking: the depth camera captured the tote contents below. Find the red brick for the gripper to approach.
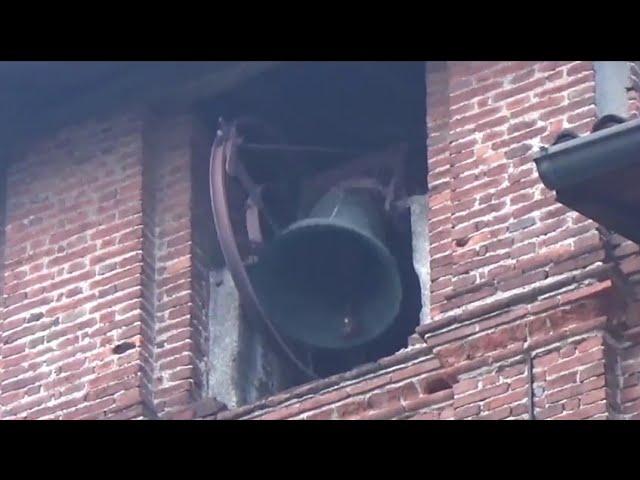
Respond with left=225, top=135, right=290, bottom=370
left=577, top=336, right=604, bottom=354
left=455, top=404, right=481, bottom=419
left=306, top=408, right=336, bottom=420
left=61, top=398, right=117, bottom=420
left=478, top=405, right=511, bottom=420
left=454, top=383, right=509, bottom=408
left=546, top=375, right=605, bottom=404
left=578, top=363, right=605, bottom=383
left=553, top=401, right=606, bottom=420
left=536, top=403, right=564, bottom=420
left=335, top=399, right=368, bottom=419
left=547, top=371, right=578, bottom=391
left=453, top=378, right=479, bottom=396
left=486, top=388, right=528, bottom=410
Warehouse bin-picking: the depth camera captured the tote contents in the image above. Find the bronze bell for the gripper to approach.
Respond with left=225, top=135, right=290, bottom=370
left=249, top=186, right=402, bottom=350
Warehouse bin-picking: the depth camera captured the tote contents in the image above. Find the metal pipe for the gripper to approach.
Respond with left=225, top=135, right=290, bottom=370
left=239, top=142, right=367, bottom=156
left=526, top=352, right=536, bottom=420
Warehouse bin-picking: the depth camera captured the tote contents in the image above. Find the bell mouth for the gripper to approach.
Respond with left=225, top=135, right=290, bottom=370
left=249, top=219, right=402, bottom=350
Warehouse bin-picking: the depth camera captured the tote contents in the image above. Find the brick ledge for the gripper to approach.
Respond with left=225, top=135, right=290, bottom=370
left=418, top=263, right=613, bottom=336
left=198, top=344, right=434, bottom=420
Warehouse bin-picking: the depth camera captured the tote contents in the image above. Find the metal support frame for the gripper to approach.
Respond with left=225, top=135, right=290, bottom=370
left=209, top=119, right=317, bottom=379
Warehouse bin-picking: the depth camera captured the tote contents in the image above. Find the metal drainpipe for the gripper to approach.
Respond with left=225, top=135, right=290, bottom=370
left=526, top=352, right=536, bottom=420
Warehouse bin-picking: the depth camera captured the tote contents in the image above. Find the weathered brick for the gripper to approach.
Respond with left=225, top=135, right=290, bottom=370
left=455, top=403, right=481, bottom=419
left=1, top=60, right=627, bottom=423
left=454, top=383, right=509, bottom=408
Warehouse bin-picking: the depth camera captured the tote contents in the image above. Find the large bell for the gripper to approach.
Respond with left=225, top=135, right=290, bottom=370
left=249, top=187, right=402, bottom=350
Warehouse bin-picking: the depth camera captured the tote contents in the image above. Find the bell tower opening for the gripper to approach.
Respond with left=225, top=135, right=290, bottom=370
left=197, top=61, right=427, bottom=405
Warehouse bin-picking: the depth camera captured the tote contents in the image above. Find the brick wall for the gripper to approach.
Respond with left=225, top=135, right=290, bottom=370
left=2, top=61, right=640, bottom=420
left=0, top=113, right=148, bottom=419
left=428, top=61, right=602, bottom=319
left=140, top=113, right=211, bottom=419
left=0, top=108, right=212, bottom=419
left=414, top=61, right=625, bottom=420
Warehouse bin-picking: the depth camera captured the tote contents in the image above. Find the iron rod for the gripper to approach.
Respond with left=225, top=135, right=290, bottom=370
left=527, top=352, right=536, bottom=420
left=239, top=142, right=366, bottom=155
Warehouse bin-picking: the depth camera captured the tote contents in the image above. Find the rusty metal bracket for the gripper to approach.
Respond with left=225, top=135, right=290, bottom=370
left=209, top=118, right=317, bottom=380
left=223, top=129, right=280, bottom=234
left=246, top=199, right=264, bottom=248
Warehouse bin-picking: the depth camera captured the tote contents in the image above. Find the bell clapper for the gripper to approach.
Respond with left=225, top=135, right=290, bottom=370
left=342, top=305, right=358, bottom=338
